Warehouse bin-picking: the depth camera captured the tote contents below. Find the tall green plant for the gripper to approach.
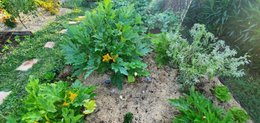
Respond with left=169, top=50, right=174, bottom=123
left=61, top=0, right=150, bottom=89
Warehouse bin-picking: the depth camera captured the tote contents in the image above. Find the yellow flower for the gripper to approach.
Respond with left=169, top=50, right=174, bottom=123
left=69, top=91, right=78, bottom=102
left=63, top=101, right=69, bottom=106
left=112, top=55, right=119, bottom=62
left=102, top=53, right=112, bottom=62
left=34, top=121, right=39, bottom=123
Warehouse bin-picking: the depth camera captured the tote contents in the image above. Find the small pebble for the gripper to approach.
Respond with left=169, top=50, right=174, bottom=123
left=16, top=59, right=38, bottom=71
left=110, top=89, right=116, bottom=94
left=0, top=91, right=11, bottom=105
left=68, top=21, right=78, bottom=25
left=104, top=79, right=111, bottom=85
left=44, top=42, right=55, bottom=48
left=119, top=95, right=127, bottom=101
left=144, top=77, right=152, bottom=82
left=59, top=29, right=67, bottom=34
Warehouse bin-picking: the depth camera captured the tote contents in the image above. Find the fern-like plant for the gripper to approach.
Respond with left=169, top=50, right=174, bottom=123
left=169, top=87, right=234, bottom=123
left=61, top=0, right=150, bottom=89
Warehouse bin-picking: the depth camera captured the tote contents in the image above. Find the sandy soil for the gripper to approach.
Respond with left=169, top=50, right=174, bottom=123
left=80, top=55, right=252, bottom=123
left=83, top=54, right=181, bottom=123
left=80, top=54, right=252, bottom=123
left=0, top=8, right=71, bottom=32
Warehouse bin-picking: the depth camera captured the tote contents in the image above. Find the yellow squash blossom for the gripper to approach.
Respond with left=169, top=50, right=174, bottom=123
left=102, top=53, right=112, bottom=62
left=63, top=101, right=69, bottom=106
left=69, top=91, right=78, bottom=102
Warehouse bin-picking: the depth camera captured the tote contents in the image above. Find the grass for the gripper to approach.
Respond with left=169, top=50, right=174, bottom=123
left=224, top=76, right=260, bottom=123
left=0, top=9, right=85, bottom=121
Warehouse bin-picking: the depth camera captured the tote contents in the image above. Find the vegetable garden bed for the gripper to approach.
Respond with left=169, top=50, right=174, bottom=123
left=0, top=0, right=256, bottom=123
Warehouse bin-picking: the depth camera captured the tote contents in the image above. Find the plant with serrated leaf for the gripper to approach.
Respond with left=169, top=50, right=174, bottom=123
left=169, top=87, right=234, bottom=123
left=153, top=24, right=250, bottom=87
left=10, top=77, right=96, bottom=123
left=213, top=85, right=231, bottom=102
left=61, top=0, right=150, bottom=89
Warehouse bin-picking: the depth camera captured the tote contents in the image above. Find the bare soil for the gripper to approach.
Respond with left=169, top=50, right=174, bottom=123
left=83, top=54, right=181, bottom=123
left=82, top=54, right=250, bottom=123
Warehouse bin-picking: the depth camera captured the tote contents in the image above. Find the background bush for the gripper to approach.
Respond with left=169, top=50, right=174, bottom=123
left=152, top=24, right=249, bottom=87
left=113, top=0, right=180, bottom=33
left=184, top=1, right=260, bottom=121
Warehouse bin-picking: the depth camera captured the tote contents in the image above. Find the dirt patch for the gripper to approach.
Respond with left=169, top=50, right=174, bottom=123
left=80, top=54, right=252, bottom=123
left=83, top=54, right=181, bottom=123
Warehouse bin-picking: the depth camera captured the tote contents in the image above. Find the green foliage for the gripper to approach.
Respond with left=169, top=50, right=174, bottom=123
left=1, top=0, right=37, bottom=17
left=224, top=76, right=260, bottom=123
left=113, top=0, right=180, bottom=32
left=186, top=0, right=260, bottom=72
left=2, top=16, right=17, bottom=28
left=0, top=11, right=85, bottom=122
left=15, top=77, right=96, bottom=122
left=83, top=99, right=96, bottom=115
left=62, top=0, right=84, bottom=8
left=213, top=85, right=231, bottom=102
left=169, top=87, right=234, bottom=123
left=43, top=71, right=56, bottom=82
left=61, top=0, right=150, bottom=89
left=146, top=10, right=179, bottom=32
left=152, top=24, right=249, bottom=86
left=123, top=112, right=134, bottom=123
left=229, top=107, right=250, bottom=123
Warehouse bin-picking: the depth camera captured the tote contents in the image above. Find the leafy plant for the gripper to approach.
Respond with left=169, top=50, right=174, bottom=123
left=11, top=77, right=96, bottom=122
left=0, top=0, right=35, bottom=27
left=35, top=0, right=60, bottom=14
left=229, top=107, right=250, bottom=123
left=43, top=71, right=56, bottom=82
left=0, top=12, right=84, bottom=122
left=123, top=112, right=134, bottom=123
left=113, top=0, right=180, bottom=33
left=62, top=0, right=84, bottom=8
left=185, top=0, right=260, bottom=72
left=169, top=87, right=234, bottom=123
left=213, top=85, right=231, bottom=102
left=152, top=24, right=249, bottom=86
left=0, top=0, right=61, bottom=27
left=61, top=0, right=150, bottom=89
